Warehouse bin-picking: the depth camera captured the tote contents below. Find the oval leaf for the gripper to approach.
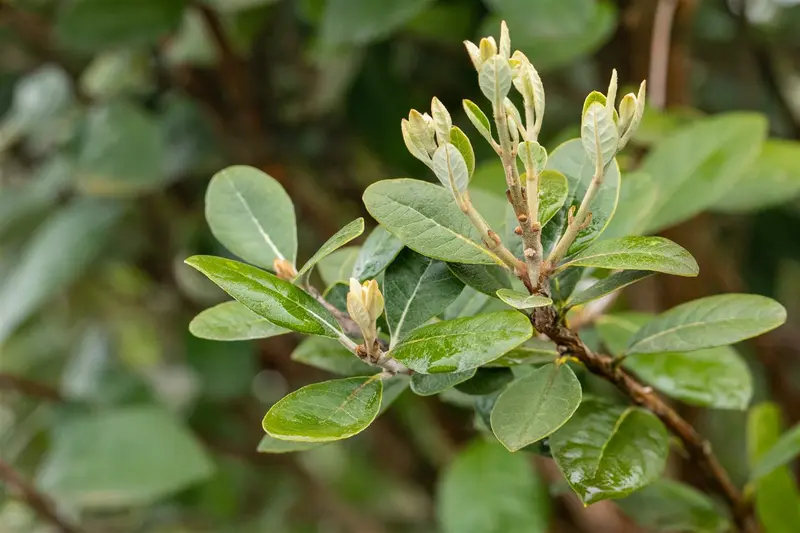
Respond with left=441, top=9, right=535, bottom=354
left=363, top=179, right=503, bottom=265
left=295, top=218, right=364, bottom=279
left=291, top=337, right=374, bottom=376
left=205, top=165, right=297, bottom=269
left=491, top=363, right=582, bottom=451
left=478, top=55, right=512, bottom=104
left=185, top=255, right=341, bottom=338
left=450, top=126, right=475, bottom=177
left=189, top=301, right=289, bottom=341
left=410, top=369, right=477, bottom=396
left=263, top=376, right=383, bottom=442
left=388, top=310, right=532, bottom=374
left=433, top=143, right=470, bottom=194
left=550, top=399, right=669, bottom=504
left=447, top=262, right=510, bottom=296
left=462, top=99, right=493, bottom=144
left=626, top=294, right=786, bottom=355
left=496, top=289, right=552, bottom=310
left=558, top=236, right=699, bottom=277
left=582, top=102, right=618, bottom=167
left=566, top=270, right=653, bottom=309
left=352, top=225, right=404, bottom=281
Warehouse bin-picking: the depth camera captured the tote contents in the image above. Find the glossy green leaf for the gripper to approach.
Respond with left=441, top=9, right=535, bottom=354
left=257, top=434, right=321, bottom=454
left=205, top=165, right=297, bottom=269
left=318, top=246, right=360, bottom=287
left=0, top=198, right=123, bottom=343
left=549, top=267, right=584, bottom=306
left=626, top=294, right=786, bottom=355
left=550, top=398, right=669, bottom=504
left=384, top=248, right=463, bottom=345
left=363, top=179, right=503, bottom=265
left=714, top=140, right=800, bottom=213
left=389, top=310, right=533, bottom=374
left=748, top=403, right=800, bottom=533
left=263, top=376, right=383, bottom=442
left=601, top=172, right=658, bottom=240
left=447, top=263, right=511, bottom=296
left=451, top=126, right=476, bottom=177
left=751, top=421, right=800, bottom=482
left=433, top=143, right=470, bottom=195
left=438, top=440, right=550, bottom=533
left=296, top=218, right=364, bottom=279
left=455, top=367, right=514, bottom=396
left=478, top=56, right=512, bottom=104
left=320, top=0, right=432, bottom=45
left=546, top=139, right=620, bottom=254
left=411, top=369, right=477, bottom=396
left=617, top=479, right=730, bottom=533
left=491, top=363, right=582, bottom=451
left=495, top=289, right=552, bottom=309
left=185, top=256, right=341, bottom=338
left=189, top=301, right=289, bottom=341
left=566, top=270, right=652, bottom=309
left=352, top=225, right=404, bottom=281
left=463, top=99, right=493, bottom=144
left=581, top=102, right=618, bottom=167
left=291, top=336, right=374, bottom=376
left=488, top=338, right=558, bottom=367
left=642, top=113, right=767, bottom=232
left=558, top=237, right=699, bottom=277
left=537, top=169, right=568, bottom=226
left=38, top=406, right=213, bottom=507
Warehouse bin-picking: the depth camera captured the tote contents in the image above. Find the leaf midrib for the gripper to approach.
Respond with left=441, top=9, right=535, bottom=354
left=226, top=175, right=285, bottom=261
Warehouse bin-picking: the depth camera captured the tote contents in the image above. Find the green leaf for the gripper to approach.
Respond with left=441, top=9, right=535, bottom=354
left=447, top=263, right=511, bottom=296
left=257, top=434, right=321, bottom=454
left=462, top=99, right=493, bottom=144
left=389, top=310, right=532, bottom=374
left=550, top=398, right=669, bottom=504
left=558, top=237, right=699, bottom=277
left=411, top=369, right=477, bottom=396
left=748, top=403, right=800, bottom=533
left=495, top=289, right=552, bottom=309
left=38, top=406, right=213, bottom=507
left=537, top=169, right=568, bottom=227
left=352, top=225, right=404, bottom=281
left=205, top=165, right=297, bottom=269
left=455, top=367, right=514, bottom=396
left=437, top=440, right=551, bottom=533
left=296, top=218, right=364, bottom=279
left=488, top=338, right=558, bottom=367
left=186, top=336, right=256, bottom=400
left=0, top=198, right=123, bottom=343
left=546, top=139, right=620, bottom=254
left=596, top=312, right=652, bottom=356
left=566, top=270, right=652, bottom=309
left=601, top=172, right=658, bottom=240
left=751, top=422, right=800, bottom=482
left=363, top=179, right=503, bottom=265
left=290, top=336, right=374, bottom=376
left=185, top=256, right=341, bottom=338
left=626, top=294, right=786, bottom=355
left=642, top=113, right=767, bottom=231
left=443, top=286, right=491, bottom=320
left=320, top=0, right=432, bottom=45
left=433, top=143, right=470, bottom=194
left=617, top=479, right=730, bottom=533
left=56, top=0, right=187, bottom=52
left=8, top=66, right=72, bottom=132
left=478, top=56, right=512, bottom=104
left=189, top=301, right=289, bottom=341
left=263, top=376, right=383, bottom=442
left=582, top=102, right=618, bottom=167
left=491, top=363, right=582, bottom=451
left=518, top=141, right=548, bottom=176
left=714, top=140, right=800, bottom=213
left=318, top=246, right=360, bottom=287
left=384, top=248, right=464, bottom=345
left=450, top=126, right=475, bottom=177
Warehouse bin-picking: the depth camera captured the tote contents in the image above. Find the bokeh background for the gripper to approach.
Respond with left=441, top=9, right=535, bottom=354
left=1, top=0, right=800, bottom=532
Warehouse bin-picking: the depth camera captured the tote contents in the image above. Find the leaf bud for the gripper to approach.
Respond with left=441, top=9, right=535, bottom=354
left=273, top=258, right=297, bottom=280
left=479, top=37, right=497, bottom=62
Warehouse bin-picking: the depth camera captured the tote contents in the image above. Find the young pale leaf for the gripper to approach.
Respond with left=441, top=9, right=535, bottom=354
left=550, top=399, right=669, bottom=504
left=450, top=126, right=475, bottom=177
left=617, top=479, right=730, bottom=533
left=495, top=289, right=552, bottom=309
left=447, top=262, right=510, bottom=296
left=748, top=403, right=800, bottom=533
left=388, top=310, right=532, bottom=374
left=626, top=294, right=786, bottom=355
left=352, top=225, right=404, bottom=281
left=558, top=236, right=699, bottom=277
left=384, top=248, right=464, bottom=345
left=518, top=141, right=548, bottom=175
left=185, top=256, right=342, bottom=338
left=411, top=369, right=477, bottom=396
left=566, top=270, right=653, bottom=309
left=478, top=55, right=512, bottom=104
left=437, top=440, right=550, bottom=533
left=295, top=218, right=364, bottom=279
left=491, top=363, right=582, bottom=451
left=537, top=170, right=568, bottom=226
left=433, top=143, right=470, bottom=194
left=263, top=376, right=383, bottom=442
left=581, top=102, right=618, bottom=168
left=363, top=179, right=503, bottom=265
left=257, top=434, right=321, bottom=454
left=462, top=99, right=493, bottom=144
left=751, top=421, right=800, bottom=482
left=291, top=337, right=374, bottom=376
left=205, top=165, right=297, bottom=269
left=189, top=301, right=289, bottom=341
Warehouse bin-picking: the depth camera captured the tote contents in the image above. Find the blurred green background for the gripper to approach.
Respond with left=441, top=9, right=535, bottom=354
left=1, top=0, right=800, bottom=532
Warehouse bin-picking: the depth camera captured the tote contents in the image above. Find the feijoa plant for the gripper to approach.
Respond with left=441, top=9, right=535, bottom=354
left=187, top=22, right=787, bottom=531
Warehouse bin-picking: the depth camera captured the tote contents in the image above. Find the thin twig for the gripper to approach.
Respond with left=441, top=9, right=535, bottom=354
left=0, top=373, right=64, bottom=403
left=0, top=459, right=80, bottom=533
left=649, top=0, right=679, bottom=110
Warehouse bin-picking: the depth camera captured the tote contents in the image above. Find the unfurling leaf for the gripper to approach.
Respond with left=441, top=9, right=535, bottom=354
left=581, top=101, right=618, bottom=169
left=478, top=55, right=512, bottom=105
left=433, top=143, right=470, bottom=195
